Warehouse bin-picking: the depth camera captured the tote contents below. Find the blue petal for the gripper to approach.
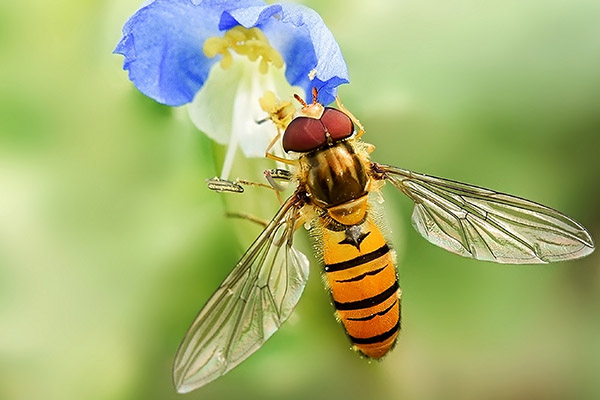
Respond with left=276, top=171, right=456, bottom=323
left=114, top=0, right=265, bottom=106
left=220, top=4, right=349, bottom=105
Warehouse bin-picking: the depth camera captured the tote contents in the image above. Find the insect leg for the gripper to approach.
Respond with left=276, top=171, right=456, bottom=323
left=265, top=153, right=299, bottom=166
left=264, top=168, right=292, bottom=189
left=225, top=212, right=269, bottom=228
left=206, top=178, right=280, bottom=226
left=207, top=169, right=291, bottom=204
left=207, top=175, right=292, bottom=192
left=335, top=96, right=365, bottom=139
left=264, top=129, right=283, bottom=159
left=206, top=178, right=245, bottom=193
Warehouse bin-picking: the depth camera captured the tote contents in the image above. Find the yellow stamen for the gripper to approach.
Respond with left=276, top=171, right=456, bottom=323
left=203, top=26, right=284, bottom=73
left=259, top=90, right=296, bottom=131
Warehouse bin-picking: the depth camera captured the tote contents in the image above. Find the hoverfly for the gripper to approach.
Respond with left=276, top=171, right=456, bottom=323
left=173, top=89, right=594, bottom=393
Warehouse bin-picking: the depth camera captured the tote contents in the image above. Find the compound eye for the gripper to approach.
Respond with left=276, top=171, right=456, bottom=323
left=282, top=117, right=327, bottom=153
left=320, top=108, right=354, bottom=141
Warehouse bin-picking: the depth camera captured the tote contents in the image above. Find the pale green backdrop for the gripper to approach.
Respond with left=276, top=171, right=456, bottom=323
left=1, top=1, right=599, bottom=399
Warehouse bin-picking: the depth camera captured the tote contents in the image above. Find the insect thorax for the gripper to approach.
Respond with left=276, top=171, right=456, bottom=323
left=302, top=141, right=369, bottom=209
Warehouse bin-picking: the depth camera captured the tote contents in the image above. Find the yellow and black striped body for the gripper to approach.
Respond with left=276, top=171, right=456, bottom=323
left=300, top=141, right=401, bottom=358
left=321, top=213, right=399, bottom=358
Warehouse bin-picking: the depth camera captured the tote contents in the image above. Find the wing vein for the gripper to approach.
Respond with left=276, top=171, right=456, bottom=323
left=375, top=163, right=594, bottom=264
left=173, top=193, right=310, bottom=393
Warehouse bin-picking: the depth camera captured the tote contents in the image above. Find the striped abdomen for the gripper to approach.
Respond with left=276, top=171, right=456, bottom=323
left=321, top=215, right=401, bottom=358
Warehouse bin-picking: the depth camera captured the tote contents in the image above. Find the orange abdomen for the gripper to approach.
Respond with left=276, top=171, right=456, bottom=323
left=321, top=216, right=401, bottom=358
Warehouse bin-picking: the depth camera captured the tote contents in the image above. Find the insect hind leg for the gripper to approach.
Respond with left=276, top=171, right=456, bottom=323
left=225, top=212, right=269, bottom=228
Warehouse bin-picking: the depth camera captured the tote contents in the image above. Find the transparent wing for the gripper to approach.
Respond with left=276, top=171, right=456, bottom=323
left=173, top=195, right=310, bottom=393
left=376, top=163, right=594, bottom=264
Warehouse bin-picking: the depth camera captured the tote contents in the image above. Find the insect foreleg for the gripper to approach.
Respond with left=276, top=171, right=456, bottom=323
left=265, top=153, right=299, bottom=166
left=335, top=96, right=365, bottom=139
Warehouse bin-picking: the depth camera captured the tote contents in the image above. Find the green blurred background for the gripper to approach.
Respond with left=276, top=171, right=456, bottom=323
left=1, top=0, right=599, bottom=399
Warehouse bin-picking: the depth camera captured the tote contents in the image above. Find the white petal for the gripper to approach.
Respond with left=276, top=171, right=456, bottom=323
left=188, top=55, right=304, bottom=179
left=188, top=60, right=245, bottom=146
left=232, top=62, right=303, bottom=158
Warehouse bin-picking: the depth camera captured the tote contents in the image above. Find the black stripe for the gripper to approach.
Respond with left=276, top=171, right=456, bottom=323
left=349, top=320, right=400, bottom=345
left=347, top=299, right=398, bottom=322
left=334, top=281, right=399, bottom=311
left=335, top=265, right=388, bottom=283
left=325, top=244, right=390, bottom=273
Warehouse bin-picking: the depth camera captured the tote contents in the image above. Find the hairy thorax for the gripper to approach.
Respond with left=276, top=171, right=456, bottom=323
left=302, top=142, right=370, bottom=210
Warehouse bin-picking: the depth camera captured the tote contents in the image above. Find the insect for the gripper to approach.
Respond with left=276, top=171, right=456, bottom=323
left=172, top=90, right=595, bottom=393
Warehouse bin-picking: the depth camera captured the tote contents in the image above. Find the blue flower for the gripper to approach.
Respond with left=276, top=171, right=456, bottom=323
left=115, top=0, right=349, bottom=178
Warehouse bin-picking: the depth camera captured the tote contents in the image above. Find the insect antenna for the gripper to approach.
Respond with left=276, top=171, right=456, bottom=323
left=293, top=93, right=308, bottom=107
